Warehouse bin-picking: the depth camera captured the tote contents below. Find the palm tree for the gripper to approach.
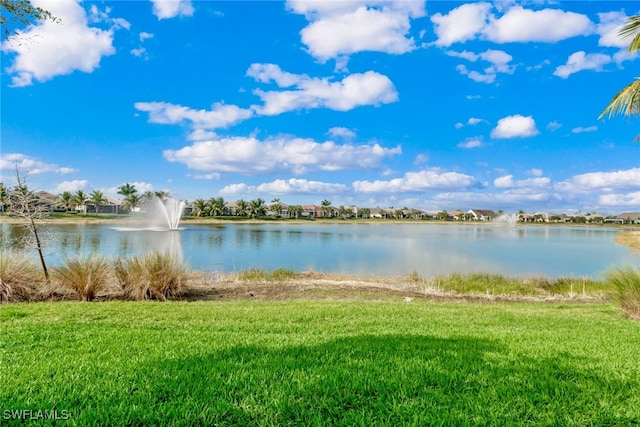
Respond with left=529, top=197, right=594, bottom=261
left=73, top=190, right=89, bottom=214
left=270, top=198, right=282, bottom=218
left=191, top=198, right=207, bottom=217
left=117, top=183, right=137, bottom=199
left=208, top=196, right=226, bottom=217
left=88, top=190, right=107, bottom=215
left=155, top=191, right=169, bottom=200
left=249, top=198, right=266, bottom=218
left=141, top=190, right=156, bottom=203
left=57, top=191, right=74, bottom=212
left=320, top=199, right=332, bottom=218
left=235, top=199, right=249, bottom=217
left=123, top=193, right=141, bottom=213
left=289, top=205, right=303, bottom=219
left=600, top=16, right=640, bottom=123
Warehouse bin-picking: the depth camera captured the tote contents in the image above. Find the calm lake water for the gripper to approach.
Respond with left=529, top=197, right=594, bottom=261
left=2, top=222, right=638, bottom=279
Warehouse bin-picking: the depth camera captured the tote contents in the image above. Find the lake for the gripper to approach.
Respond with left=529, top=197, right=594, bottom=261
left=2, top=222, right=638, bottom=279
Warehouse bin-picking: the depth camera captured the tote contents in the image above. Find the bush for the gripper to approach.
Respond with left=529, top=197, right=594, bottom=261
left=114, top=251, right=188, bottom=301
left=52, top=256, right=111, bottom=302
left=0, top=250, right=41, bottom=302
left=605, top=266, right=640, bottom=319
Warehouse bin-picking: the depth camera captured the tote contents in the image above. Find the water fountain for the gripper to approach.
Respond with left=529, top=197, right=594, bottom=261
left=113, top=197, right=186, bottom=231
left=493, top=213, right=519, bottom=226
left=147, top=197, right=186, bottom=230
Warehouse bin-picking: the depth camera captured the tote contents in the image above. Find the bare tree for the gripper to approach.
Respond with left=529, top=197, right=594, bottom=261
left=6, top=168, right=50, bottom=284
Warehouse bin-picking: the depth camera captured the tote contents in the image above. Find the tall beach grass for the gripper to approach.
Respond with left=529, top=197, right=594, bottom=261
left=52, top=256, right=112, bottom=302
left=114, top=251, right=188, bottom=301
left=604, top=266, right=640, bottom=319
left=0, top=250, right=42, bottom=302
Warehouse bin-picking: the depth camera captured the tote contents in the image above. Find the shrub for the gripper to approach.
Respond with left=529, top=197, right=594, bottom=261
left=605, top=266, right=640, bottom=319
left=0, top=250, right=41, bottom=302
left=114, top=251, right=188, bottom=301
left=52, top=256, right=111, bottom=302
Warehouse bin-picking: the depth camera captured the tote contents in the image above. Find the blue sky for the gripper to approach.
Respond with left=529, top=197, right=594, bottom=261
left=2, top=0, right=640, bottom=214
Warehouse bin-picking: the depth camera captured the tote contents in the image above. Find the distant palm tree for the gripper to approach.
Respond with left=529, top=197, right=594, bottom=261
left=155, top=191, right=169, bottom=200
left=117, top=183, right=137, bottom=199
left=235, top=199, right=249, bottom=217
left=141, top=191, right=156, bottom=204
left=123, top=193, right=141, bottom=213
left=73, top=190, right=89, bottom=214
left=270, top=198, right=282, bottom=218
left=57, top=191, right=74, bottom=212
left=208, top=196, right=226, bottom=217
left=249, top=198, right=266, bottom=218
left=289, top=204, right=302, bottom=219
left=600, top=16, right=640, bottom=132
left=320, top=199, right=333, bottom=218
left=88, top=190, right=107, bottom=215
left=191, top=198, right=207, bottom=217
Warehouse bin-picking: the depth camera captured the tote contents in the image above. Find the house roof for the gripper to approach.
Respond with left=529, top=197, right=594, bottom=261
left=617, top=212, right=640, bottom=220
left=468, top=209, right=496, bottom=216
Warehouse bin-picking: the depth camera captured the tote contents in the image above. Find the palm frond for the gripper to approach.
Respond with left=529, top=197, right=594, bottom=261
left=599, top=77, right=640, bottom=119
left=619, top=16, right=640, bottom=52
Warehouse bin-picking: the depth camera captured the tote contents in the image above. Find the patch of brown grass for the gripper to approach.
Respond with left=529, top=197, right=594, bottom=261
left=0, top=250, right=42, bottom=302
left=52, top=256, right=112, bottom=302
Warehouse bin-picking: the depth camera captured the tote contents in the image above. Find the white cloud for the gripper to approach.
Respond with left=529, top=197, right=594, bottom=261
left=431, top=2, right=491, bottom=47
left=458, top=137, right=483, bottom=149
left=139, top=32, right=154, bottom=41
left=529, top=168, right=543, bottom=177
left=597, top=12, right=629, bottom=48
left=414, top=154, right=429, bottom=164
left=0, top=153, right=76, bottom=175
left=327, top=127, right=356, bottom=139
left=483, top=6, right=595, bottom=43
left=467, top=117, right=485, bottom=126
left=490, top=115, right=539, bottom=139
left=191, top=173, right=220, bottom=180
left=219, top=183, right=250, bottom=197
left=257, top=178, right=348, bottom=195
left=288, top=1, right=426, bottom=60
left=249, top=65, right=398, bottom=115
left=150, top=0, right=194, bottom=19
left=556, top=168, right=640, bottom=193
left=134, top=101, right=254, bottom=130
left=572, top=126, right=598, bottom=133
left=598, top=192, right=640, bottom=207
left=546, top=121, right=562, bottom=131
left=449, top=49, right=514, bottom=83
left=55, top=180, right=88, bottom=193
left=433, top=4, right=595, bottom=47
left=553, top=51, right=611, bottom=79
left=1, top=0, right=120, bottom=87
left=163, top=135, right=401, bottom=175
left=131, top=48, right=147, bottom=57
left=493, top=175, right=551, bottom=189
left=352, top=169, right=480, bottom=193
left=246, top=63, right=304, bottom=87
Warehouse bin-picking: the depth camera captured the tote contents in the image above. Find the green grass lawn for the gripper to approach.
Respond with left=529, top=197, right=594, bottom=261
left=1, top=300, right=639, bottom=426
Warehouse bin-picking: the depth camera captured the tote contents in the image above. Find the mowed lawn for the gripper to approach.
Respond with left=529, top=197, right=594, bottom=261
left=1, top=300, right=639, bottom=426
